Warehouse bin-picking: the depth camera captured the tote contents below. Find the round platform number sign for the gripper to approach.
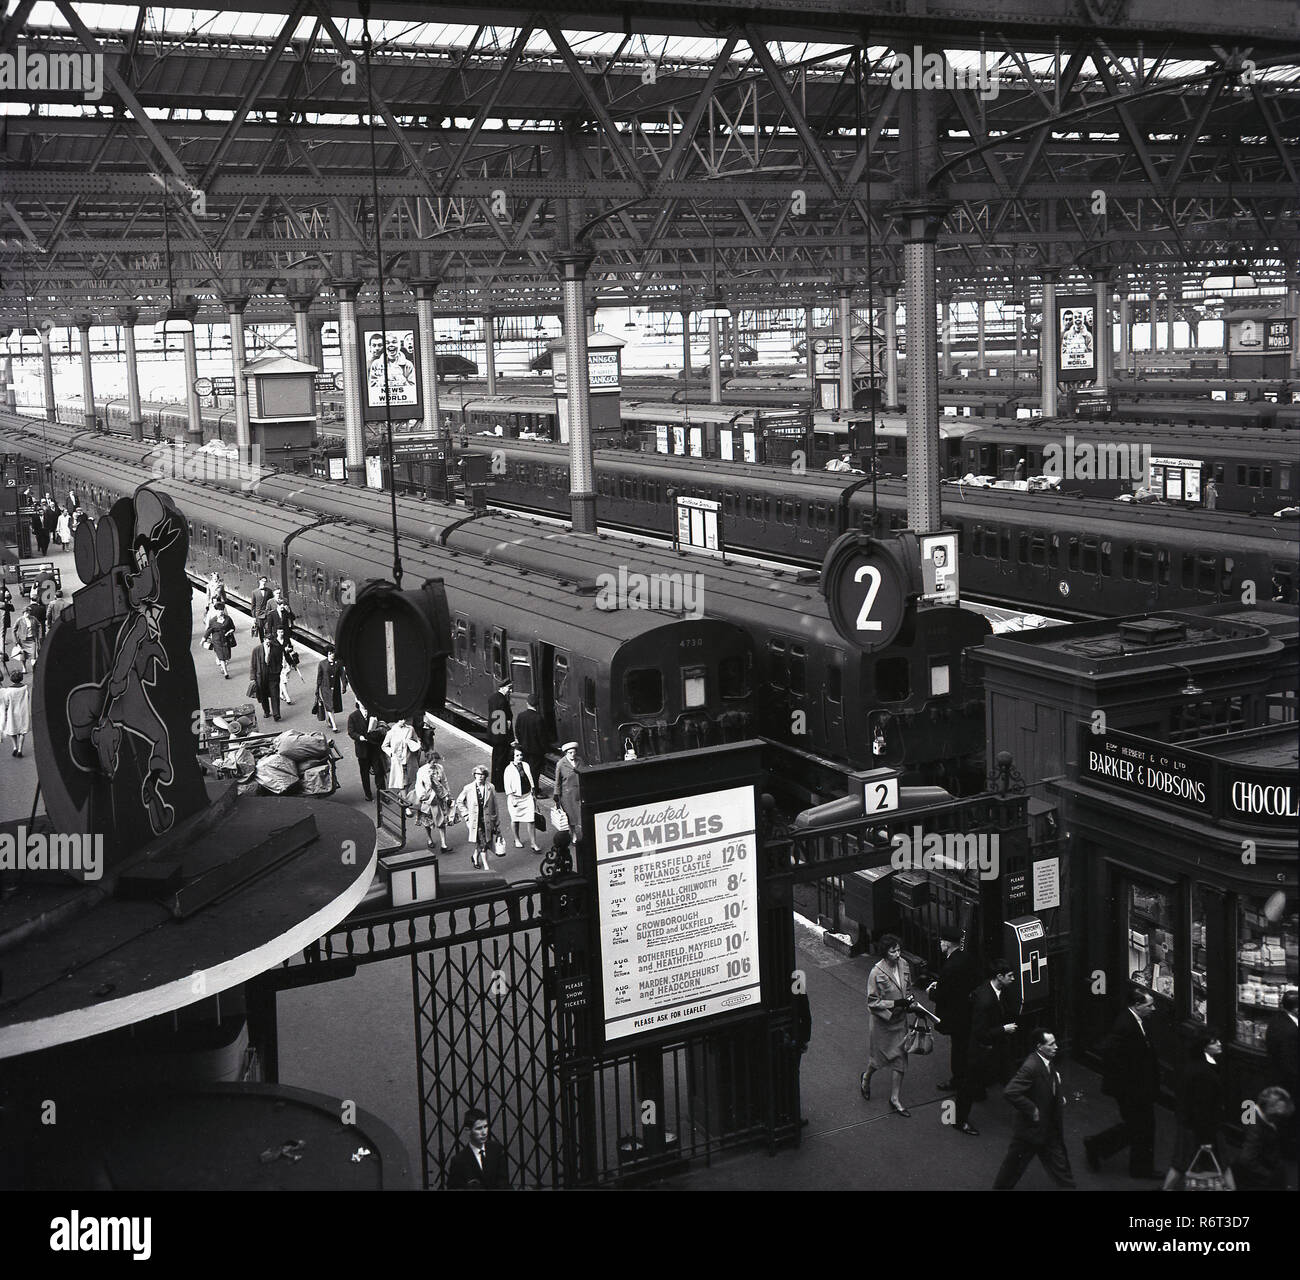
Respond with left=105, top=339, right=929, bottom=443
left=820, top=531, right=917, bottom=653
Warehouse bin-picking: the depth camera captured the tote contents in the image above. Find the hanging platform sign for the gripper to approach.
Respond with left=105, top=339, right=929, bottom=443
left=820, top=531, right=922, bottom=652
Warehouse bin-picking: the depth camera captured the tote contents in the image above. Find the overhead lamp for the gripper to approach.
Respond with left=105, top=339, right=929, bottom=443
left=1172, top=664, right=1203, bottom=698
left=154, top=308, right=193, bottom=336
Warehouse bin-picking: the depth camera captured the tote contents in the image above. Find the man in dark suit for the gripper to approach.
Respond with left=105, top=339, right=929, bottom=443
left=249, top=631, right=283, bottom=721
left=928, top=926, right=980, bottom=1092
left=1266, top=990, right=1298, bottom=1096
left=994, top=1027, right=1076, bottom=1189
left=513, top=694, right=549, bottom=789
left=1084, top=985, right=1162, bottom=1178
left=249, top=576, right=273, bottom=638
left=445, top=1109, right=510, bottom=1190
left=953, top=959, right=1020, bottom=1137
left=346, top=700, right=385, bottom=801
left=486, top=680, right=513, bottom=791
left=264, top=587, right=295, bottom=641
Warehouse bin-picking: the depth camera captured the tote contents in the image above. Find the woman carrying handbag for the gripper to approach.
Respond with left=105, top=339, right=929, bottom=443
left=861, top=934, right=918, bottom=1117
left=454, top=764, right=502, bottom=870
left=1162, top=1026, right=1234, bottom=1190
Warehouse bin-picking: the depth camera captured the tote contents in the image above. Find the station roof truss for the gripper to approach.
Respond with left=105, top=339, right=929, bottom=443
left=1, top=2, right=1297, bottom=328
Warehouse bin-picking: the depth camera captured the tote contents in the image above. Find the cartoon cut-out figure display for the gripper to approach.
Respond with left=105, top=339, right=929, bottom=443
left=66, top=490, right=183, bottom=834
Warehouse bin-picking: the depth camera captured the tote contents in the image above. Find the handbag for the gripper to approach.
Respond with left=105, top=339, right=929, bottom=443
left=492, top=833, right=506, bottom=858
left=246, top=680, right=259, bottom=698
left=535, top=809, right=546, bottom=833
left=551, top=803, right=570, bottom=832
left=1183, top=1144, right=1233, bottom=1191
left=901, top=1008, right=935, bottom=1056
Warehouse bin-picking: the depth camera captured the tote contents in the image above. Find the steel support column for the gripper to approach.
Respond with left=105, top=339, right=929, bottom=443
left=558, top=251, right=597, bottom=533
left=414, top=281, right=442, bottom=440
left=708, top=316, right=722, bottom=404
left=226, top=297, right=252, bottom=457
left=976, top=295, right=986, bottom=370
left=730, top=310, right=741, bottom=375
left=1041, top=271, right=1059, bottom=419
left=1289, top=279, right=1300, bottom=374
left=1094, top=276, right=1111, bottom=394
left=1118, top=291, right=1131, bottom=372
left=77, top=319, right=95, bottom=431
left=894, top=203, right=948, bottom=534
left=289, top=293, right=315, bottom=363
left=882, top=285, right=900, bottom=411
left=484, top=312, right=497, bottom=397
left=336, top=282, right=365, bottom=485
left=118, top=306, right=143, bottom=440
left=680, top=310, right=692, bottom=384
left=838, top=287, right=853, bottom=413
left=40, top=333, right=56, bottom=424
left=182, top=308, right=203, bottom=445
left=939, top=294, right=953, bottom=378
left=804, top=303, right=816, bottom=387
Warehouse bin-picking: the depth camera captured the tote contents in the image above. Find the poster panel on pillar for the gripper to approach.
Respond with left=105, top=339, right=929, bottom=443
left=358, top=315, right=423, bottom=422
left=1229, top=317, right=1292, bottom=354
left=919, top=531, right=958, bottom=604
left=1055, top=296, right=1097, bottom=382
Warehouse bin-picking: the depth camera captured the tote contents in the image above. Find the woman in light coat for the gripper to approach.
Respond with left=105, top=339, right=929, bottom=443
left=553, top=740, right=582, bottom=839
left=0, top=667, right=33, bottom=756
left=860, top=933, right=917, bottom=1118
left=503, top=743, right=539, bottom=852
left=381, top=718, right=422, bottom=801
left=454, top=764, right=502, bottom=870
left=411, top=750, right=454, bottom=852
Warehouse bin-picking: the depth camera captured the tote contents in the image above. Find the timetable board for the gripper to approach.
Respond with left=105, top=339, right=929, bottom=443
left=595, top=783, right=761, bottom=1043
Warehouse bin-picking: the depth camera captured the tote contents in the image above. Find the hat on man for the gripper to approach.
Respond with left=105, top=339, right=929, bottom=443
left=561, top=741, right=578, bottom=752
left=939, top=925, right=962, bottom=943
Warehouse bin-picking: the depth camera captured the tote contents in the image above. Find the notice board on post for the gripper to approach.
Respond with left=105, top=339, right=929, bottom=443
left=579, top=741, right=767, bottom=1049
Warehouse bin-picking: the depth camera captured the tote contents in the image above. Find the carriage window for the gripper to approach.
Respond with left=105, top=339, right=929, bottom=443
left=314, top=569, right=325, bottom=599
left=1017, top=534, right=1029, bottom=565
left=1030, top=535, right=1046, bottom=567
left=247, top=545, right=258, bottom=571
left=1100, top=540, right=1112, bottom=575
left=682, top=666, right=706, bottom=709
left=1236, top=466, right=1247, bottom=485
left=1281, top=467, right=1291, bottom=491
left=231, top=539, right=239, bottom=563
left=454, top=618, right=468, bottom=663
left=1196, top=554, right=1217, bottom=593
left=1136, top=546, right=1154, bottom=583
left=266, top=551, right=275, bottom=572
left=789, top=646, right=807, bottom=696
left=825, top=659, right=842, bottom=703
left=767, top=639, right=789, bottom=689
left=719, top=652, right=751, bottom=700
left=509, top=651, right=533, bottom=697
left=1121, top=545, right=1134, bottom=579
left=554, top=653, right=569, bottom=703
left=1049, top=534, right=1060, bottom=568
left=1262, top=468, right=1272, bottom=488
left=1213, top=464, right=1225, bottom=483
left=999, top=529, right=1010, bottom=561
left=875, top=656, right=911, bottom=702
left=1220, top=557, right=1235, bottom=595
left=624, top=669, right=664, bottom=716
left=1081, top=537, right=1099, bottom=575
left=216, top=534, right=224, bottom=558
left=1156, top=548, right=1171, bottom=585
left=1248, top=467, right=1261, bottom=487
left=491, top=634, right=504, bottom=681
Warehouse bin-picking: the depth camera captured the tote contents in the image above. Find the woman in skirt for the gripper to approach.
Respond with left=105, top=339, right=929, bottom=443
left=314, top=644, right=347, bottom=732
left=861, top=934, right=918, bottom=1117
left=502, top=742, right=539, bottom=852
left=202, top=605, right=237, bottom=678
left=1161, top=1026, right=1229, bottom=1190
left=412, top=750, right=454, bottom=852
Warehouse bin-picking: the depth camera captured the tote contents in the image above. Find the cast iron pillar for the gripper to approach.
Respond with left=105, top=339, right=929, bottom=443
left=335, top=282, right=365, bottom=485
left=117, top=307, right=143, bottom=440
left=1093, top=273, right=1111, bottom=394
left=882, top=283, right=900, bottom=410
left=413, top=280, right=443, bottom=440
left=838, top=285, right=854, bottom=413
left=181, top=304, right=203, bottom=446
left=708, top=316, right=723, bottom=403
left=892, top=202, right=950, bottom=534
left=77, top=318, right=95, bottom=432
left=484, top=311, right=497, bottom=397
left=1041, top=270, right=1059, bottom=419
left=225, top=297, right=252, bottom=457
left=680, top=309, right=692, bottom=384
left=40, top=330, right=56, bottom=423
left=558, top=250, right=597, bottom=533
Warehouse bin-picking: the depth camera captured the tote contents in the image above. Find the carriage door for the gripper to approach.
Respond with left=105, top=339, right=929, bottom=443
left=532, top=642, right=556, bottom=736
left=579, top=673, right=601, bottom=761
left=822, top=650, right=847, bottom=757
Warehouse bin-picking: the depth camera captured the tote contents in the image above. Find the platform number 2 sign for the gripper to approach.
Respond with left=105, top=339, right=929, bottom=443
left=853, top=565, right=883, bottom=631
left=863, top=775, right=899, bottom=816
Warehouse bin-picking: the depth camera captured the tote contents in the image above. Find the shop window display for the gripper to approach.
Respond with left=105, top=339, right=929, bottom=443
left=1191, top=886, right=1209, bottom=1023
left=1128, top=882, right=1176, bottom=1002
left=1236, top=895, right=1298, bottom=1051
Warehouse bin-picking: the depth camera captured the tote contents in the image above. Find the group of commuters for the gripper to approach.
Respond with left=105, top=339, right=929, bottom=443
left=345, top=689, right=584, bottom=871
left=864, top=929, right=1296, bottom=1190
left=28, top=493, right=80, bottom=556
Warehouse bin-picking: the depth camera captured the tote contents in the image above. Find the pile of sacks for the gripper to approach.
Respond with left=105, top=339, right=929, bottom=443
left=214, top=730, right=338, bottom=796
left=254, top=730, right=338, bottom=796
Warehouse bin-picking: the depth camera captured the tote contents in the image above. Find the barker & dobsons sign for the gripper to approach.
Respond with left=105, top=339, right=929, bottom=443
left=1078, top=726, right=1297, bottom=830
